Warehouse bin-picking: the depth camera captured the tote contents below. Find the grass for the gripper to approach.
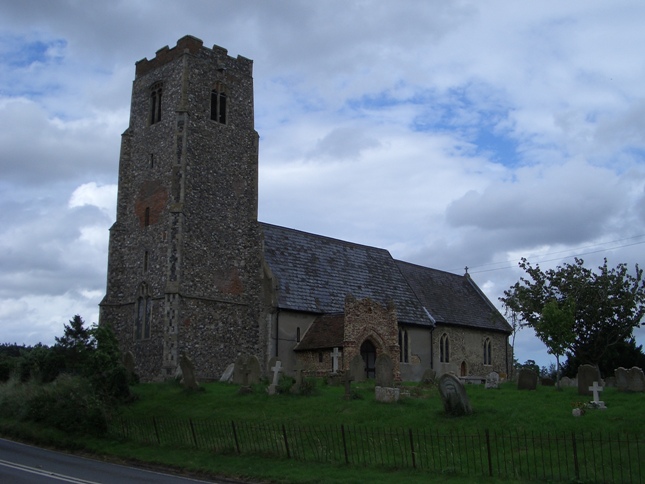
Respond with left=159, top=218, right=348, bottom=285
left=2, top=378, right=644, bottom=483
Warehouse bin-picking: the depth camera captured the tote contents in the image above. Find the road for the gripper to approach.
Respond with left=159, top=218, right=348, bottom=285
left=0, top=438, right=226, bottom=483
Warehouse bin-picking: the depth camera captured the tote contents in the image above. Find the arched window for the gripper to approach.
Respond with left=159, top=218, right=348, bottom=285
left=150, top=82, right=163, bottom=125
left=398, top=327, right=409, bottom=363
left=144, top=207, right=150, bottom=227
left=211, top=82, right=227, bottom=124
left=135, top=283, right=152, bottom=340
left=440, top=333, right=450, bottom=363
left=483, top=337, right=492, bottom=365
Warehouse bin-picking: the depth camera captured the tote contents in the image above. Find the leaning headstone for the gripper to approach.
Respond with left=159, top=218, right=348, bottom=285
left=375, top=354, right=395, bottom=388
left=219, top=363, right=235, bottom=382
left=517, top=369, right=538, bottom=390
left=438, top=373, right=472, bottom=416
left=267, top=359, right=282, bottom=395
left=375, top=386, right=400, bottom=403
left=485, top=371, right=500, bottom=389
left=577, top=364, right=601, bottom=396
left=616, top=367, right=645, bottom=392
left=349, top=354, right=366, bottom=383
left=179, top=353, right=199, bottom=390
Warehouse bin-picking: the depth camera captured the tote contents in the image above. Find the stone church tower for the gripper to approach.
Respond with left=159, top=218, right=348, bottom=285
left=100, top=36, right=266, bottom=381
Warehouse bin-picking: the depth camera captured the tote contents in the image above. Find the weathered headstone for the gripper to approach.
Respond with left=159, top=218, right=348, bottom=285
left=342, top=371, right=354, bottom=400
left=588, top=381, right=606, bottom=409
left=438, top=373, right=472, bottom=416
left=420, top=368, right=436, bottom=386
left=517, top=369, right=538, bottom=390
left=560, top=376, right=573, bottom=387
left=375, top=386, right=400, bottom=403
left=604, top=376, right=616, bottom=388
left=219, top=363, right=235, bottom=382
left=615, top=367, right=645, bottom=392
left=349, top=354, right=366, bottom=383
left=232, top=354, right=261, bottom=386
left=290, top=361, right=305, bottom=394
left=577, top=364, right=601, bottom=396
left=375, top=354, right=394, bottom=388
left=267, top=359, right=282, bottom=395
left=540, top=377, right=555, bottom=387
left=123, top=351, right=136, bottom=376
left=266, top=356, right=279, bottom=380
left=179, top=353, right=199, bottom=390
left=330, top=347, right=341, bottom=374
left=485, top=371, right=500, bottom=389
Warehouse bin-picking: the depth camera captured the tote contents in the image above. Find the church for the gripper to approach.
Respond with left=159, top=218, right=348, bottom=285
left=99, top=36, right=512, bottom=383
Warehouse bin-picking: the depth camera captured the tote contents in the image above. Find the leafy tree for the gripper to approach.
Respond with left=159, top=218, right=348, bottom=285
left=535, top=299, right=575, bottom=389
left=501, top=258, right=645, bottom=376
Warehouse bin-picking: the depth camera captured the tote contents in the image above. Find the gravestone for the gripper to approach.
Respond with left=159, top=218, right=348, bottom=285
left=123, top=351, right=136, bottom=376
left=330, top=347, right=341, bottom=374
left=375, top=354, right=395, bottom=388
left=438, top=373, right=472, bottom=416
left=588, top=381, right=606, bottom=409
left=485, top=371, right=500, bottom=389
left=577, top=364, right=601, bottom=396
left=517, top=369, right=538, bottom=390
left=342, top=371, right=354, bottom=400
left=604, top=376, right=616, bottom=388
left=290, top=361, right=305, bottom=395
left=540, top=377, right=555, bottom=387
left=267, top=359, right=282, bottom=395
left=232, top=355, right=261, bottom=386
left=219, top=363, right=234, bottom=382
left=420, top=368, right=436, bottom=386
left=615, top=367, right=645, bottom=392
left=179, top=353, right=199, bottom=390
left=349, top=354, right=366, bottom=383
left=266, top=356, right=279, bottom=380
left=375, top=386, right=400, bottom=403
left=559, top=376, right=573, bottom=387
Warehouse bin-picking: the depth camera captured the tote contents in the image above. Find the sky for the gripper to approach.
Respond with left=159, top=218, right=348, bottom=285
left=1, top=1, right=644, bottom=370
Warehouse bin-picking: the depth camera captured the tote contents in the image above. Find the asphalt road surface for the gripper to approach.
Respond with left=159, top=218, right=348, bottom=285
left=0, top=438, right=227, bottom=483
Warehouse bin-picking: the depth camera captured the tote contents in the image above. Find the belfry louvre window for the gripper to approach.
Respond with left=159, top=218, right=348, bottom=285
left=150, top=82, right=162, bottom=125
left=210, top=82, right=227, bottom=124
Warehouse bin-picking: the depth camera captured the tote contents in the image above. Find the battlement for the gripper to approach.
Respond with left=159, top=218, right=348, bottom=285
left=135, top=35, right=252, bottom=78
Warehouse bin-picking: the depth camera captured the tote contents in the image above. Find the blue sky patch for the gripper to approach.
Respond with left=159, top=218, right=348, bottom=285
left=0, top=35, right=66, bottom=68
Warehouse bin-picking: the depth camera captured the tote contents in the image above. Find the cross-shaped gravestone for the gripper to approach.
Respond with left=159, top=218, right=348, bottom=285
left=589, top=381, right=604, bottom=404
left=342, top=371, right=354, bottom=400
left=271, top=360, right=282, bottom=386
left=331, top=347, right=340, bottom=373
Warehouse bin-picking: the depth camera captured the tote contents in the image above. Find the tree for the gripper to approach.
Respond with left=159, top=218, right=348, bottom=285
left=534, top=299, right=575, bottom=389
left=500, top=258, right=645, bottom=376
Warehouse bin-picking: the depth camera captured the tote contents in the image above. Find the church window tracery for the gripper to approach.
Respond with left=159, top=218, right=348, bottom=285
left=440, top=333, right=450, bottom=363
left=483, top=337, right=492, bottom=365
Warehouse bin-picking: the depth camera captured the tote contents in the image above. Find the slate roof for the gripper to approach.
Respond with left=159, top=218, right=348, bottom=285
left=395, top=260, right=512, bottom=333
left=260, top=223, right=432, bottom=326
left=260, top=222, right=511, bottom=334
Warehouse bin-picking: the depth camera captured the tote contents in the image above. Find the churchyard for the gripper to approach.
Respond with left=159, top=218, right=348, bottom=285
left=93, top=371, right=644, bottom=483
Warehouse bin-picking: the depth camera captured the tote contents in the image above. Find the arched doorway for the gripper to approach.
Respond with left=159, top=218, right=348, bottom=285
left=360, top=340, right=376, bottom=379
left=460, top=361, right=467, bottom=376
